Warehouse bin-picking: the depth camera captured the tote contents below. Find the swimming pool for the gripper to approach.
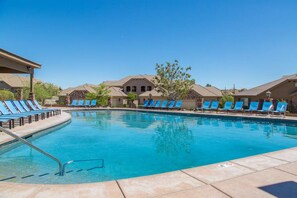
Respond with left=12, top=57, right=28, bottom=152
left=0, top=110, right=297, bottom=184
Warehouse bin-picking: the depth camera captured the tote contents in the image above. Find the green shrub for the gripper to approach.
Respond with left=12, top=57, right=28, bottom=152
left=220, top=94, right=234, bottom=107
left=85, top=83, right=110, bottom=107
left=23, top=82, right=60, bottom=104
left=0, top=90, right=15, bottom=100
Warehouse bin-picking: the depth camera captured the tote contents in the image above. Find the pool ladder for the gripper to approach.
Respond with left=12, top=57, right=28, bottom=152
left=0, top=126, right=104, bottom=176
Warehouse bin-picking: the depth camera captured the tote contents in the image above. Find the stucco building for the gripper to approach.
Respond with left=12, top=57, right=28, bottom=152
left=60, top=75, right=222, bottom=109
left=234, top=74, right=297, bottom=112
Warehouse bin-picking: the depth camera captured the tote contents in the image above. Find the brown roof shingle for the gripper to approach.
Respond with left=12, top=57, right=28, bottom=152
left=191, top=84, right=222, bottom=97
left=234, top=73, right=297, bottom=96
left=0, top=74, right=42, bottom=88
left=103, top=75, right=155, bottom=87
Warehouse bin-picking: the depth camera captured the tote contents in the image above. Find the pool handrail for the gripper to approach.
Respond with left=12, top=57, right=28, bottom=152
left=0, top=126, right=63, bottom=176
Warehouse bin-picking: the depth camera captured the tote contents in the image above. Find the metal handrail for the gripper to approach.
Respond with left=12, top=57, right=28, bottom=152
left=62, top=159, right=104, bottom=176
left=0, top=126, right=63, bottom=176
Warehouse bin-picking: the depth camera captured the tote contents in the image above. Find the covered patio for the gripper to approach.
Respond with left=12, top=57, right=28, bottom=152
left=0, top=48, right=41, bottom=100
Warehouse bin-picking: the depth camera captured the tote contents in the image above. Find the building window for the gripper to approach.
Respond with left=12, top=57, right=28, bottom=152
left=141, top=86, right=146, bottom=92
left=126, top=86, right=131, bottom=92
left=147, top=86, right=152, bottom=91
left=132, top=86, right=137, bottom=92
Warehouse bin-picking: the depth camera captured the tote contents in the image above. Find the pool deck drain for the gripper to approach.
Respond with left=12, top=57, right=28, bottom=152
left=0, top=108, right=297, bottom=197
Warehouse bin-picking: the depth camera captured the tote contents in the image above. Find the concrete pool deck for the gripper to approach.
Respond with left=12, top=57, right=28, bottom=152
left=0, top=108, right=297, bottom=197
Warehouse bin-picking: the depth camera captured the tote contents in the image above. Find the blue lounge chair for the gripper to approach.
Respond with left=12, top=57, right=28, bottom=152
left=0, top=117, right=14, bottom=129
left=13, top=101, right=43, bottom=120
left=154, top=100, right=161, bottom=108
left=273, top=102, right=288, bottom=116
left=4, top=100, right=37, bottom=123
left=167, top=101, right=175, bottom=109
left=244, top=101, right=259, bottom=113
left=141, top=100, right=149, bottom=108
left=67, top=100, right=77, bottom=107
left=258, top=101, right=273, bottom=114
left=33, top=100, right=60, bottom=115
left=27, top=100, right=53, bottom=114
left=77, top=100, right=84, bottom=107
left=160, top=100, right=168, bottom=109
left=0, top=102, right=25, bottom=126
left=22, top=100, right=50, bottom=118
left=84, top=100, right=91, bottom=107
left=219, top=101, right=233, bottom=112
left=90, top=100, right=97, bottom=107
left=174, top=100, right=183, bottom=109
left=197, top=101, right=211, bottom=111
left=205, top=101, right=219, bottom=111
left=229, top=101, right=243, bottom=112
left=147, top=100, right=155, bottom=108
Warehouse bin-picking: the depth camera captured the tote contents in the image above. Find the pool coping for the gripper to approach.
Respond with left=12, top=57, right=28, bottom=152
left=62, top=107, right=297, bottom=124
left=0, top=108, right=297, bottom=197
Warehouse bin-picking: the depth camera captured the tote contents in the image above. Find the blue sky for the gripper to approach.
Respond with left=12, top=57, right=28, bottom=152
left=0, top=0, right=296, bottom=89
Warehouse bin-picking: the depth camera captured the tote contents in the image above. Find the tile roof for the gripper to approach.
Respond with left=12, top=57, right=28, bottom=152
left=59, top=84, right=96, bottom=96
left=0, top=74, right=42, bottom=88
left=59, top=84, right=127, bottom=97
left=191, top=84, right=222, bottom=97
left=138, top=89, right=163, bottom=97
left=234, top=73, right=297, bottom=96
left=108, top=86, right=127, bottom=97
left=103, top=75, right=155, bottom=87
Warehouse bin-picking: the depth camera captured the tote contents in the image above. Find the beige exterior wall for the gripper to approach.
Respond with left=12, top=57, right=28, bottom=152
left=138, top=96, right=165, bottom=105
left=235, top=80, right=297, bottom=101
left=110, top=97, right=126, bottom=107
left=123, top=79, right=155, bottom=95
left=0, top=82, right=13, bottom=91
left=181, top=100, right=196, bottom=109
left=234, top=80, right=297, bottom=112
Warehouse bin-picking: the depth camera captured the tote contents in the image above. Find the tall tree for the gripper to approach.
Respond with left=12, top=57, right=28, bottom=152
left=86, top=83, right=110, bottom=106
left=153, top=60, right=195, bottom=100
left=23, top=82, right=60, bottom=104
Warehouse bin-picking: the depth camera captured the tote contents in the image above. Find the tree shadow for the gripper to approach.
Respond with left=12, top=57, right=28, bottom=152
left=153, top=117, right=194, bottom=156
left=259, top=181, right=297, bottom=198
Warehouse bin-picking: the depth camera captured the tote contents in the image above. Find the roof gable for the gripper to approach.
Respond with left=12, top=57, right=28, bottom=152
left=191, top=84, right=222, bottom=97
left=235, top=73, right=297, bottom=96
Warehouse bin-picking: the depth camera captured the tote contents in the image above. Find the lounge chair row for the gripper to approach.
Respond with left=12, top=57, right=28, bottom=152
left=197, top=100, right=288, bottom=116
left=0, top=100, right=60, bottom=129
left=68, top=100, right=97, bottom=107
left=141, top=100, right=183, bottom=109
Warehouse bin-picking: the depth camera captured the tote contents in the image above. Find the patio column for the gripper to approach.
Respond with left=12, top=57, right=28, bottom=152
left=28, top=67, right=35, bottom=100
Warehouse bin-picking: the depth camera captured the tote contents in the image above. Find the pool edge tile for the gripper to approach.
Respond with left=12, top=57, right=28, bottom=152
left=182, top=161, right=255, bottom=184
left=117, top=170, right=205, bottom=198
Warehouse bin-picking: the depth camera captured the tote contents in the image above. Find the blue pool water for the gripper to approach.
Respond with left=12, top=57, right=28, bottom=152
left=0, top=110, right=297, bottom=184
